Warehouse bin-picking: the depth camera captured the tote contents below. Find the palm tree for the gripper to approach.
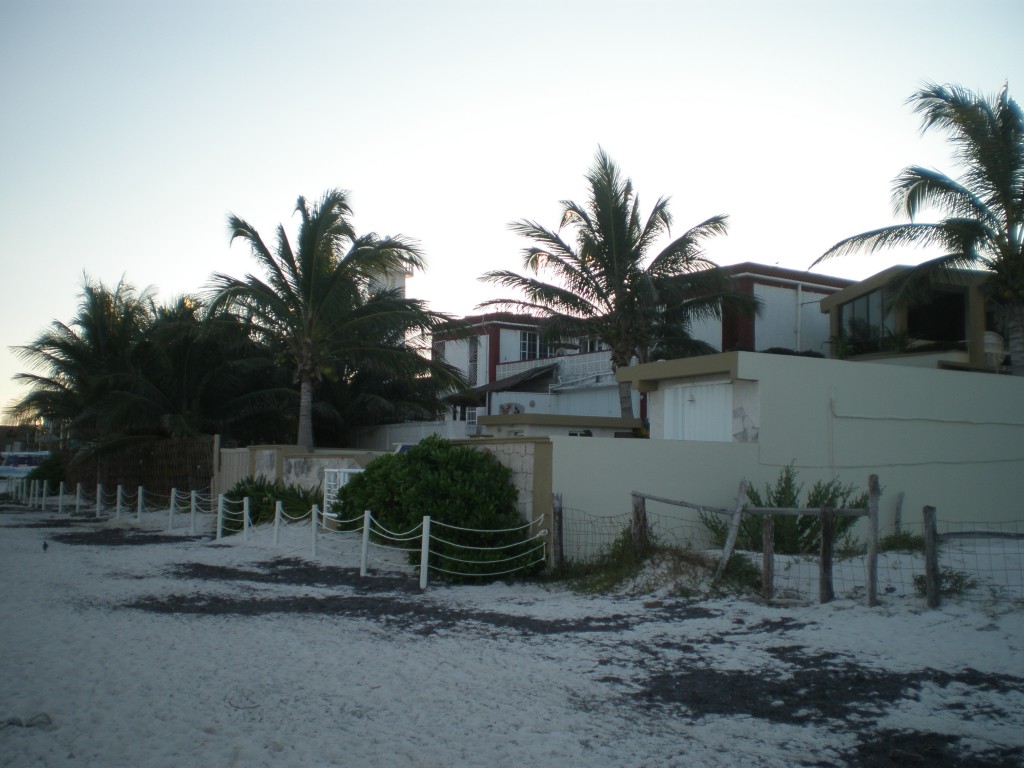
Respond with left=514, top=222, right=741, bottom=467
left=208, top=189, right=464, bottom=448
left=812, top=82, right=1024, bottom=375
left=481, top=148, right=756, bottom=418
left=8, top=275, right=154, bottom=444
left=108, top=297, right=296, bottom=443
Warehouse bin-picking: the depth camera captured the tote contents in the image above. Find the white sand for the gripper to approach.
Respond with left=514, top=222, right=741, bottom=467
left=1, top=507, right=1022, bottom=768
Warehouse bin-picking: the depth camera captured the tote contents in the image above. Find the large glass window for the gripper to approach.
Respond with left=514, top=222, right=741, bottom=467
left=520, top=331, right=554, bottom=360
left=838, top=289, right=893, bottom=352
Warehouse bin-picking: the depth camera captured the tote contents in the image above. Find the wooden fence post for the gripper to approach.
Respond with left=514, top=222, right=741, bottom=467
left=712, top=480, right=749, bottom=583
left=551, top=493, right=564, bottom=573
left=761, top=515, right=774, bottom=601
left=866, top=474, right=880, bottom=607
left=923, top=505, right=940, bottom=609
left=631, top=493, right=650, bottom=555
left=819, top=507, right=835, bottom=603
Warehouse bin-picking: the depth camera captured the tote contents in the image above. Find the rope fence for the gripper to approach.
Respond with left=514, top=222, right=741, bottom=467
left=8, top=478, right=546, bottom=589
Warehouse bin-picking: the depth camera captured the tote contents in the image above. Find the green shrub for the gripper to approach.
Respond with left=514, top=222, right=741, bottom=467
left=27, top=454, right=65, bottom=486
left=336, top=436, right=540, bottom=581
left=879, top=530, right=926, bottom=553
left=913, top=568, right=978, bottom=598
left=222, top=476, right=320, bottom=534
left=699, top=465, right=867, bottom=555
left=562, top=524, right=645, bottom=593
left=713, top=553, right=762, bottom=593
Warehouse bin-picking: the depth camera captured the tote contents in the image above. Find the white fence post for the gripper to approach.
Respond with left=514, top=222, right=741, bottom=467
left=420, top=516, right=431, bottom=590
left=58, top=481, right=65, bottom=515
left=169, top=488, right=177, bottom=532
left=190, top=491, right=197, bottom=536
left=41, top=481, right=48, bottom=511
left=273, top=501, right=282, bottom=546
left=115, top=485, right=123, bottom=519
left=137, top=485, right=144, bottom=521
left=216, top=495, right=224, bottom=541
left=360, top=510, right=371, bottom=576
left=75, top=483, right=82, bottom=515
left=243, top=497, right=250, bottom=541
left=311, top=505, right=319, bottom=557
left=95, top=483, right=102, bottom=518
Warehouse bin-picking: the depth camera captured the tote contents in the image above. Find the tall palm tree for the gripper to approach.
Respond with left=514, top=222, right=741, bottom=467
left=208, top=189, right=463, bottom=448
left=8, top=276, right=154, bottom=443
left=107, top=297, right=295, bottom=443
left=812, top=82, right=1024, bottom=375
left=481, top=148, right=756, bottom=418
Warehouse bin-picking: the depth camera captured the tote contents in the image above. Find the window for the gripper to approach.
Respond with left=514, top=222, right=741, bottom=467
left=520, top=331, right=554, bottom=360
left=579, top=335, right=605, bottom=353
left=838, top=289, right=893, bottom=352
left=907, top=291, right=966, bottom=345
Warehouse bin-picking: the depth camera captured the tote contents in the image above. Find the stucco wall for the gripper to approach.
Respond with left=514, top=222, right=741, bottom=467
left=604, top=353, right=1024, bottom=535
left=281, top=455, right=371, bottom=491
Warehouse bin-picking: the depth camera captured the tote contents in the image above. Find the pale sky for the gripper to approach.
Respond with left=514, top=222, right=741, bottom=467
left=1, top=0, right=1021, bottom=420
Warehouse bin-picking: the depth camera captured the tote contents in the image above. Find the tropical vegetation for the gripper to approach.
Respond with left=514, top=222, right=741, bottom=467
left=480, top=148, right=757, bottom=418
left=335, top=435, right=543, bottom=581
left=699, top=465, right=867, bottom=555
left=7, top=189, right=469, bottom=453
left=813, top=82, right=1024, bottom=375
left=208, top=190, right=466, bottom=448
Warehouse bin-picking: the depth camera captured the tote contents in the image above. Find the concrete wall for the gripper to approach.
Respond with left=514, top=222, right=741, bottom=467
left=614, top=352, right=1024, bottom=532
left=350, top=420, right=473, bottom=451
left=453, top=437, right=553, bottom=530
left=214, top=445, right=385, bottom=496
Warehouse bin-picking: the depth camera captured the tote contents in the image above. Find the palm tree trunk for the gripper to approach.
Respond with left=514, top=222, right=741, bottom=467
left=1007, top=303, right=1024, bottom=376
left=617, top=379, right=635, bottom=419
left=297, top=375, right=315, bottom=449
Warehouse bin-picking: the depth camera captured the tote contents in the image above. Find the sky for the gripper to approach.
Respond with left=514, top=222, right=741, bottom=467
left=1, top=0, right=1022, bottom=420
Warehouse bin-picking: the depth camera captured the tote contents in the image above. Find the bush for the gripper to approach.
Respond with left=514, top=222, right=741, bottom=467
left=913, top=568, right=978, bottom=598
left=336, top=436, right=541, bottom=581
left=700, top=465, right=867, bottom=555
left=879, top=530, right=926, bottom=553
left=222, top=476, right=320, bottom=534
left=27, top=454, right=65, bottom=486
left=562, top=524, right=645, bottom=593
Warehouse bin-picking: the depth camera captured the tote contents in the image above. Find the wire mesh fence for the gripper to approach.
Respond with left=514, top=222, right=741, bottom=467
left=560, top=500, right=1024, bottom=607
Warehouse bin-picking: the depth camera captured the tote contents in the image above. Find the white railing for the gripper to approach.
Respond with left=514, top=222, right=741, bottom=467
left=495, top=350, right=613, bottom=382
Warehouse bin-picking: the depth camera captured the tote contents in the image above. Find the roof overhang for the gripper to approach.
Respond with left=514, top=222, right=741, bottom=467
left=615, top=352, right=742, bottom=392
left=447, top=363, right=559, bottom=405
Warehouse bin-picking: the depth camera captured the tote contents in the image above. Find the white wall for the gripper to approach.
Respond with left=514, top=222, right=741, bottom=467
left=685, top=284, right=834, bottom=353
left=563, top=353, right=1024, bottom=540
left=499, top=328, right=524, bottom=363
left=441, top=338, right=473, bottom=384
left=755, top=284, right=832, bottom=352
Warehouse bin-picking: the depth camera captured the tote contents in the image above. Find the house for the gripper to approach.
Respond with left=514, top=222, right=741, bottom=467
left=690, top=263, right=853, bottom=355
left=819, top=265, right=1007, bottom=371
left=432, top=312, right=640, bottom=439
left=352, top=263, right=854, bottom=448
